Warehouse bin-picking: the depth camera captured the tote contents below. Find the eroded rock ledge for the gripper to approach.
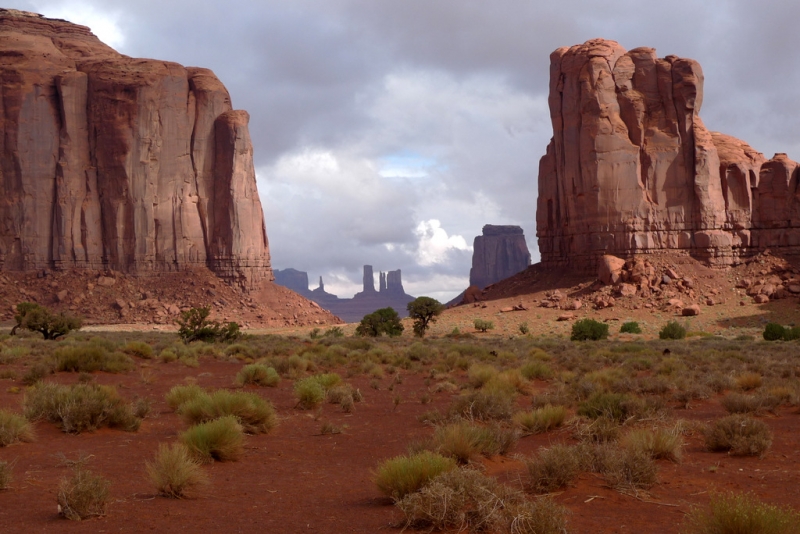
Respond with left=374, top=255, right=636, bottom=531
left=0, top=10, right=271, bottom=288
left=537, top=38, right=798, bottom=272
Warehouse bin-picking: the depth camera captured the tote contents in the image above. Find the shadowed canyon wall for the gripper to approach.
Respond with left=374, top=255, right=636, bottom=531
left=537, top=39, right=799, bottom=271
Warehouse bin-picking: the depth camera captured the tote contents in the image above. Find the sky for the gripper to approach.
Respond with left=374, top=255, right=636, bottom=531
left=13, top=0, right=800, bottom=301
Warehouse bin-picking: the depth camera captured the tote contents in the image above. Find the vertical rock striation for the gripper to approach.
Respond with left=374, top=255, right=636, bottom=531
left=0, top=10, right=271, bottom=288
left=470, top=225, right=531, bottom=289
left=536, top=39, right=800, bottom=271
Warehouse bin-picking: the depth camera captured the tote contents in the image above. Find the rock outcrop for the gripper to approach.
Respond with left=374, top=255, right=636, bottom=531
left=470, top=225, right=531, bottom=289
left=0, top=10, right=270, bottom=288
left=537, top=38, right=799, bottom=272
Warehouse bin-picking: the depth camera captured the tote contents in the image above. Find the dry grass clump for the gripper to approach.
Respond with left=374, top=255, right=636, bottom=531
left=180, top=415, right=244, bottom=463
left=53, top=344, right=134, bottom=374
left=0, top=460, right=12, bottom=489
left=57, top=466, right=111, bottom=520
left=293, top=373, right=342, bottom=409
left=577, top=391, right=643, bottom=422
left=448, top=389, right=514, bottom=421
left=0, top=409, right=35, bottom=446
left=704, top=415, right=772, bottom=456
left=520, top=360, right=554, bottom=380
left=721, top=393, right=780, bottom=415
left=574, top=415, right=622, bottom=443
left=146, top=443, right=209, bottom=498
left=179, top=390, right=277, bottom=434
left=165, top=384, right=206, bottom=410
left=24, top=382, right=140, bottom=433
left=374, top=451, right=456, bottom=500
left=432, top=422, right=518, bottom=463
left=397, top=468, right=568, bottom=533
left=122, top=341, right=154, bottom=359
left=467, top=363, right=498, bottom=388
left=326, top=384, right=362, bottom=412
left=682, top=491, right=800, bottom=534
left=525, top=443, right=582, bottom=493
left=513, top=405, right=568, bottom=435
left=622, top=427, right=682, bottom=462
left=235, top=364, right=280, bottom=387
left=735, top=372, right=763, bottom=391
left=592, top=444, right=657, bottom=490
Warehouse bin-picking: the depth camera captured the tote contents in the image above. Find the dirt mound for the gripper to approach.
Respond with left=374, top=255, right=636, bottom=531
left=0, top=268, right=341, bottom=329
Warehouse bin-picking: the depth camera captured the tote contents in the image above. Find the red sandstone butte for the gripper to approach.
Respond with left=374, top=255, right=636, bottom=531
left=0, top=9, right=270, bottom=288
left=536, top=38, right=799, bottom=272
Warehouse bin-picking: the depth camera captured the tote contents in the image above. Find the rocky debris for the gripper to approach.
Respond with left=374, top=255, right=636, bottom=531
left=470, top=225, right=531, bottom=290
left=599, top=255, right=626, bottom=285
left=682, top=305, right=701, bottom=316
left=462, top=286, right=483, bottom=304
left=0, top=11, right=270, bottom=289
left=754, top=294, right=770, bottom=304
left=536, top=38, right=799, bottom=272
left=557, top=313, right=575, bottom=321
left=500, top=303, right=529, bottom=313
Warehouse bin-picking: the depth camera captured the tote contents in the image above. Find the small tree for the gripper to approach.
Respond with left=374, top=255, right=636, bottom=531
left=620, top=321, right=641, bottom=334
left=355, top=308, right=404, bottom=337
left=176, top=307, right=241, bottom=343
left=474, top=319, right=494, bottom=333
left=407, top=297, right=445, bottom=338
left=11, top=302, right=81, bottom=340
left=659, top=321, right=686, bottom=340
left=570, top=319, right=609, bottom=341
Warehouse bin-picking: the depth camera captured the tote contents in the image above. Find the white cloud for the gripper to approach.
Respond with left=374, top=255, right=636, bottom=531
left=414, top=219, right=471, bottom=267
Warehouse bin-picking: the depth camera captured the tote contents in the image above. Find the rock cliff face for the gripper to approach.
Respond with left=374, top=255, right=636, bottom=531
left=0, top=10, right=271, bottom=288
left=470, top=225, right=531, bottom=289
left=536, top=39, right=799, bottom=271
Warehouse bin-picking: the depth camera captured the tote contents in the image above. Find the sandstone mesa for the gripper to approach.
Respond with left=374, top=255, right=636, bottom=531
left=0, top=9, right=271, bottom=289
left=537, top=38, right=799, bottom=272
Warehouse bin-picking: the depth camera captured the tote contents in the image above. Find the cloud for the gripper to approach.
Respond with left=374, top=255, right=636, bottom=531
left=413, top=220, right=471, bottom=267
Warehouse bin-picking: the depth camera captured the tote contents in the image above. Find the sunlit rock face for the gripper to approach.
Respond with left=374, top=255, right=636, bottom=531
left=0, top=9, right=271, bottom=288
left=536, top=38, right=799, bottom=271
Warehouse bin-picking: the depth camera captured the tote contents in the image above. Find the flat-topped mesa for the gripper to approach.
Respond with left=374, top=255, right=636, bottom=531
left=0, top=10, right=271, bottom=288
left=536, top=38, right=799, bottom=272
left=470, top=225, right=531, bottom=289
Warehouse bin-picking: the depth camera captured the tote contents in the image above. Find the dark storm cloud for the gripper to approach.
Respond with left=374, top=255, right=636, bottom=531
left=14, top=0, right=800, bottom=299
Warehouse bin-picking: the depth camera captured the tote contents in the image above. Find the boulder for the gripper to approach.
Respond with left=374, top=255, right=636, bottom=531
left=682, top=305, right=701, bottom=316
left=754, top=294, right=769, bottom=304
left=599, top=255, right=626, bottom=285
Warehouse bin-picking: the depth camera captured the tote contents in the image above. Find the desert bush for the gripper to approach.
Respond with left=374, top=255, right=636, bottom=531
left=356, top=307, right=404, bottom=337
left=526, top=443, right=582, bottom=493
left=519, top=322, right=530, bottom=335
left=622, top=427, right=682, bottom=462
left=24, top=382, right=140, bottom=433
left=721, top=393, right=779, bottom=414
left=704, top=415, right=772, bottom=456
left=12, top=302, right=81, bottom=340
left=323, top=326, right=344, bottom=338
left=594, top=444, right=657, bottom=490
left=294, top=377, right=325, bottom=409
left=432, top=422, right=517, bottom=463
left=181, top=415, right=244, bottom=462
left=0, top=460, right=12, bottom=489
left=763, top=323, right=787, bottom=341
left=620, top=321, right=642, bottom=334
left=682, top=491, right=800, bottom=534
left=179, top=390, right=276, bottom=434
left=54, top=344, right=133, bottom=373
left=235, top=364, right=280, bottom=387
left=407, top=297, right=445, bottom=337
left=397, top=468, right=568, bottom=533
left=520, top=360, right=554, bottom=380
left=165, top=384, right=205, bottom=411
left=0, top=409, right=35, bottom=446
left=374, top=450, right=456, bottom=500
left=146, top=443, right=209, bottom=498
left=571, top=318, right=609, bottom=341
left=659, top=321, right=687, bottom=340
left=468, top=363, right=498, bottom=388
left=177, top=307, right=241, bottom=343
left=448, top=389, right=514, bottom=421
left=473, top=319, right=494, bottom=333
left=578, top=415, right=622, bottom=443
left=513, top=405, right=568, bottom=435
left=57, top=466, right=111, bottom=520
left=577, top=391, right=642, bottom=422
left=122, top=341, right=153, bottom=359
left=736, top=371, right=763, bottom=390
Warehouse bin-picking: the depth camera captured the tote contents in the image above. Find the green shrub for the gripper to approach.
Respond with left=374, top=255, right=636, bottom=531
left=571, top=319, right=609, bottom=341
left=513, top=405, right=568, bottom=435
left=704, top=414, right=772, bottom=456
left=473, top=319, right=494, bottom=333
left=620, top=321, right=642, bottom=334
left=432, top=422, right=517, bottom=463
left=165, top=384, right=206, bottom=411
left=595, top=445, right=657, bottom=490
left=24, top=382, right=140, bottom=433
left=659, top=321, right=687, bottom=340
left=54, top=345, right=134, bottom=373
left=374, top=451, right=456, bottom=500
left=763, top=323, right=787, bottom=341
left=122, top=341, right=154, bottom=359
left=0, top=409, right=35, bottom=446
left=177, top=307, right=241, bottom=343
left=526, top=443, right=582, bottom=493
left=294, top=377, right=326, bottom=409
left=146, top=443, right=209, bottom=498
left=235, top=364, right=280, bottom=387
left=520, top=360, right=554, bottom=380
left=682, top=491, right=800, bottom=534
left=519, top=322, right=530, bottom=335
left=577, top=391, right=641, bottom=422
left=179, top=390, right=277, bottom=434
left=467, top=363, right=498, bottom=388
left=355, top=308, right=404, bottom=337
left=323, top=326, right=344, bottom=338
left=407, top=297, right=445, bottom=337
left=57, top=466, right=111, bottom=520
left=180, top=415, right=244, bottom=462
left=12, top=302, right=81, bottom=340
